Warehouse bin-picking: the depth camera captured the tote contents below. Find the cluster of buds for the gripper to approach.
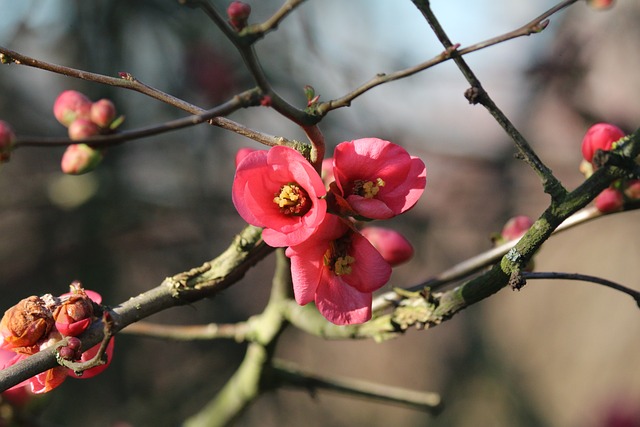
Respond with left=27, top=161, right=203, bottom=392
left=0, top=282, right=113, bottom=395
left=579, top=123, right=639, bottom=213
left=53, top=90, right=123, bottom=175
left=233, top=138, right=426, bottom=325
left=0, top=120, right=16, bottom=163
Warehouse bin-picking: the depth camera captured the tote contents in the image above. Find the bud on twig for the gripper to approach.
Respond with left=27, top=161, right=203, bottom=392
left=227, top=1, right=251, bottom=31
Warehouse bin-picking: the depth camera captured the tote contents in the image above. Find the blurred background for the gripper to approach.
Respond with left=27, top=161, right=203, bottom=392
left=0, top=0, right=639, bottom=426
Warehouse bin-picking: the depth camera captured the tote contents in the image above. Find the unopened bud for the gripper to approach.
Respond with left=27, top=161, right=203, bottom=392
left=581, top=123, right=625, bottom=164
left=61, top=144, right=104, bottom=175
left=90, top=99, right=116, bottom=128
left=595, top=187, right=624, bottom=213
left=624, top=180, right=640, bottom=200
left=361, top=227, right=414, bottom=266
left=53, top=90, right=92, bottom=127
left=68, top=118, right=100, bottom=141
left=587, top=0, right=614, bottom=10
left=227, top=1, right=251, bottom=30
left=0, top=120, right=16, bottom=162
left=500, top=215, right=534, bottom=242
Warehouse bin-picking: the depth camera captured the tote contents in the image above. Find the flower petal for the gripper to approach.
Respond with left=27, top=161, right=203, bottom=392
left=315, top=269, right=372, bottom=325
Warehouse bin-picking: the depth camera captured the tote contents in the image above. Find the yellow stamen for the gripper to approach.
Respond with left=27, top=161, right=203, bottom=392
left=353, top=177, right=385, bottom=198
left=273, top=183, right=310, bottom=215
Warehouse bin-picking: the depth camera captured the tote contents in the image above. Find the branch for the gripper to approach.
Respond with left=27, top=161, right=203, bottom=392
left=0, top=225, right=273, bottom=392
left=412, top=0, right=570, bottom=201
left=271, top=359, right=443, bottom=414
left=15, top=89, right=263, bottom=148
left=120, top=321, right=250, bottom=341
left=0, top=46, right=287, bottom=147
left=522, top=272, right=640, bottom=307
left=316, top=0, right=578, bottom=125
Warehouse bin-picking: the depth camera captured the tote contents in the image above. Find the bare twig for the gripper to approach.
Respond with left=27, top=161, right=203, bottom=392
left=522, top=271, right=640, bottom=307
left=121, top=321, right=250, bottom=341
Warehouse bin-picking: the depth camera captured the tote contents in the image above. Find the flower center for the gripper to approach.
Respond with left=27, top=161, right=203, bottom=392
left=273, top=183, right=311, bottom=216
left=353, top=178, right=385, bottom=198
left=323, top=236, right=355, bottom=276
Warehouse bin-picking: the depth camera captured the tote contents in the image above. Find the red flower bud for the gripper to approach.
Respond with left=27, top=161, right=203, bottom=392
left=227, top=1, right=251, bottom=30
left=581, top=123, right=625, bottom=164
left=595, top=187, right=624, bottom=213
left=68, top=118, right=100, bottom=141
left=53, top=289, right=94, bottom=337
left=53, top=90, right=92, bottom=127
left=624, top=180, right=640, bottom=200
left=0, top=296, right=54, bottom=354
left=90, top=99, right=117, bottom=128
left=501, top=215, right=534, bottom=241
left=61, top=143, right=104, bottom=175
left=0, top=120, right=16, bottom=162
left=360, top=226, right=414, bottom=266
left=587, top=0, right=614, bottom=10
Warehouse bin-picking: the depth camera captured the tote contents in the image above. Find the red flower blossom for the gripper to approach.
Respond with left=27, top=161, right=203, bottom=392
left=285, top=215, right=391, bottom=325
left=0, top=296, right=54, bottom=354
left=232, top=146, right=327, bottom=247
left=331, top=138, right=426, bottom=219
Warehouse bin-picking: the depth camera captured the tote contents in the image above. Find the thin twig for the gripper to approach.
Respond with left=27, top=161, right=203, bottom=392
left=272, top=359, right=443, bottom=414
left=121, top=321, right=250, bottom=341
left=522, top=271, right=640, bottom=307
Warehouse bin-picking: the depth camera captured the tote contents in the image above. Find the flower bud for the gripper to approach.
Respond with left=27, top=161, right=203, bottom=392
left=0, top=296, right=54, bottom=354
left=0, top=120, right=16, bottom=162
left=227, top=1, right=251, bottom=30
left=68, top=118, right=100, bottom=141
left=360, top=226, right=414, bottom=266
left=587, top=0, right=614, bottom=10
left=53, top=288, right=94, bottom=337
left=595, top=187, right=624, bottom=213
left=60, top=143, right=104, bottom=175
left=53, top=90, right=92, bottom=127
left=500, top=215, right=534, bottom=241
left=581, top=123, right=625, bottom=164
left=90, top=99, right=117, bottom=128
left=624, top=179, right=640, bottom=200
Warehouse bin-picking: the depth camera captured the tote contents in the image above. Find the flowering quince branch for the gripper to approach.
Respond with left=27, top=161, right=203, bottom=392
left=520, top=272, right=640, bottom=307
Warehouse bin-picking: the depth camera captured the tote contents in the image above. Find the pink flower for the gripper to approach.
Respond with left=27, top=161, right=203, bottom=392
left=235, top=147, right=258, bottom=167
left=581, top=123, right=625, bottom=164
left=331, top=138, right=426, bottom=219
left=360, top=226, right=414, bottom=266
left=285, top=215, right=392, bottom=325
left=232, top=146, right=327, bottom=247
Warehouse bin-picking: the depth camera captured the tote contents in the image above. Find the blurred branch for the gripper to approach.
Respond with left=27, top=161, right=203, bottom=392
left=121, top=321, right=250, bottom=341
left=0, top=46, right=288, bottom=148
left=412, top=0, right=569, bottom=201
left=522, top=271, right=640, bottom=307
left=272, top=359, right=443, bottom=414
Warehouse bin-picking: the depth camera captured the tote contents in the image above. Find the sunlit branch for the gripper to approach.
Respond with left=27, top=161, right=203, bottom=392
left=121, top=321, right=250, bottom=341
